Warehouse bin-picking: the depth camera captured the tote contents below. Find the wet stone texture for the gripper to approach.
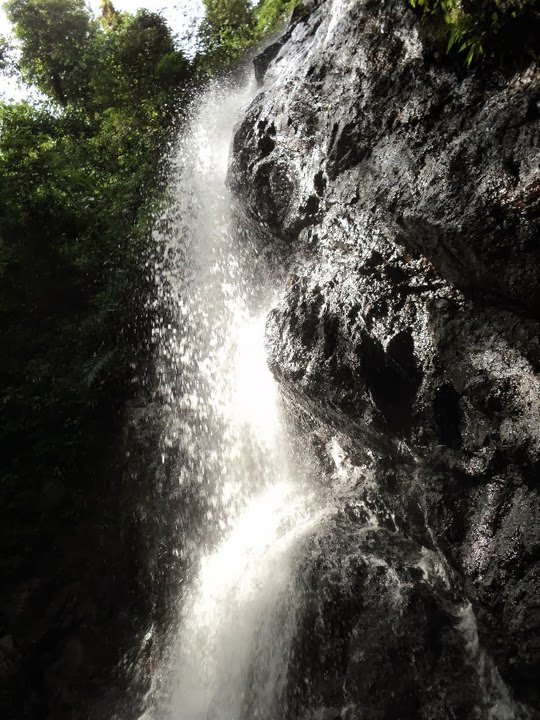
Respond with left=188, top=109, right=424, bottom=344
left=285, top=521, right=512, bottom=720
left=229, top=0, right=540, bottom=715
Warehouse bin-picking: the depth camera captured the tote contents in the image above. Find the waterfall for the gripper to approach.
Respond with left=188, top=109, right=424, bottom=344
left=143, top=74, right=324, bottom=720
left=137, top=54, right=525, bottom=720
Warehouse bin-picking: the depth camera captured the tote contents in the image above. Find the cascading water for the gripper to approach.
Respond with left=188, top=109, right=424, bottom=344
left=144, top=75, right=324, bottom=720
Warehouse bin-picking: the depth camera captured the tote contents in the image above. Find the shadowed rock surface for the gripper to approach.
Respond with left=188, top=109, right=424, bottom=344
left=285, top=521, right=513, bottom=720
left=230, top=0, right=540, bottom=714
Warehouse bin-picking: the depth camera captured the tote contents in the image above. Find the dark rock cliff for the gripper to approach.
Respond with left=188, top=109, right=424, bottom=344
left=230, top=0, right=540, bottom=716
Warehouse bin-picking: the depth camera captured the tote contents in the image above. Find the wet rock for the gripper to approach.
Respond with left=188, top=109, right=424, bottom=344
left=0, top=635, right=14, bottom=652
left=0, top=396, right=170, bottom=720
left=284, top=519, right=515, bottom=720
left=40, top=480, right=66, bottom=512
left=230, top=0, right=540, bottom=711
left=254, top=37, right=288, bottom=86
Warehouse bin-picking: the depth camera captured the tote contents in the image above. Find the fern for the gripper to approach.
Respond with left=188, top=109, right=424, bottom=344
left=83, top=349, right=116, bottom=388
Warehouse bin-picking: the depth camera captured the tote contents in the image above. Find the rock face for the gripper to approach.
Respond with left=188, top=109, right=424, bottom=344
left=230, top=0, right=540, bottom=715
left=286, top=521, right=511, bottom=720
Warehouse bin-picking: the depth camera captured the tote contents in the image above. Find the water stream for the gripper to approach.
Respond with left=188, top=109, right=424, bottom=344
left=145, top=74, right=323, bottom=720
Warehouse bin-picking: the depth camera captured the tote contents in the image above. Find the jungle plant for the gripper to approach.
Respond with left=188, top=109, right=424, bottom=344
left=198, top=0, right=304, bottom=73
left=408, top=0, right=539, bottom=65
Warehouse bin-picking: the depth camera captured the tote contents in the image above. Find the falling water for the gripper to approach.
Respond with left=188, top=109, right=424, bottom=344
left=144, top=74, right=323, bottom=720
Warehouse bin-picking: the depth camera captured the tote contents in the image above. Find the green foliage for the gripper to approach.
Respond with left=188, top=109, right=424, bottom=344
left=5, top=0, right=95, bottom=105
left=203, top=0, right=253, bottom=34
left=198, top=0, right=304, bottom=74
left=100, top=0, right=121, bottom=28
left=408, top=0, right=540, bottom=66
left=0, top=0, right=193, bottom=571
left=89, top=9, right=191, bottom=114
left=0, top=34, right=11, bottom=71
left=253, top=0, right=304, bottom=36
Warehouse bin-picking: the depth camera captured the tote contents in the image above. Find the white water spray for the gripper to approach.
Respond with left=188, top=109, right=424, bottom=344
left=146, top=75, right=322, bottom=720
left=167, top=482, right=322, bottom=720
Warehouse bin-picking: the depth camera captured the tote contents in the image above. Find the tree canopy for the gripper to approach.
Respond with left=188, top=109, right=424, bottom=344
left=203, top=0, right=253, bottom=34
left=5, top=0, right=94, bottom=105
left=197, top=0, right=304, bottom=73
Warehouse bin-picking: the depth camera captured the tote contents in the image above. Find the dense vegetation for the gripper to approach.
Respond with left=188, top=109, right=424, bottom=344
left=408, top=0, right=540, bottom=65
left=0, top=4, right=195, bottom=712
left=200, top=0, right=304, bottom=72
left=0, top=0, right=191, bottom=581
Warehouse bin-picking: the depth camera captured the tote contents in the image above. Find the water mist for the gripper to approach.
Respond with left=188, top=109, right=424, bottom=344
left=143, top=74, right=323, bottom=720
